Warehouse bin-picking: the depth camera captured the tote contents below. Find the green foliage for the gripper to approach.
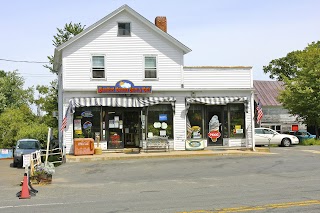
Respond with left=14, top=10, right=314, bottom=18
left=278, top=41, right=320, bottom=137
left=16, top=123, right=50, bottom=148
left=0, top=105, right=37, bottom=148
left=0, top=70, right=34, bottom=113
left=264, top=41, right=320, bottom=138
left=263, top=51, right=300, bottom=81
left=36, top=22, right=85, bottom=133
left=301, top=138, right=320, bottom=146
left=45, top=22, right=85, bottom=74
left=35, top=80, right=58, bottom=129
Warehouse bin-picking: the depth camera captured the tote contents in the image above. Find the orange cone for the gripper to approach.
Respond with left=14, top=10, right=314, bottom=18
left=19, top=173, right=31, bottom=199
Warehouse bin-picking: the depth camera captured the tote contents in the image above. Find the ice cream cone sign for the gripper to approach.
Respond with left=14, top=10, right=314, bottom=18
left=208, top=115, right=221, bottom=142
left=208, top=130, right=221, bottom=142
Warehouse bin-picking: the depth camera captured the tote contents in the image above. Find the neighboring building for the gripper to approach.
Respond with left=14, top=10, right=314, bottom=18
left=53, top=5, right=255, bottom=155
left=253, top=80, right=306, bottom=133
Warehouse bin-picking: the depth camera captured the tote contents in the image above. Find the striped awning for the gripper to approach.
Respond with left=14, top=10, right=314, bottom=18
left=186, top=96, right=248, bottom=112
left=186, top=96, right=248, bottom=105
left=71, top=97, right=176, bottom=108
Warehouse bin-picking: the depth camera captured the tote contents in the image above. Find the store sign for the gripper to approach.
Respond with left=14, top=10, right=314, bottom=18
left=97, top=80, right=152, bottom=94
left=159, top=114, right=167, bottom=121
left=81, top=111, right=93, bottom=117
left=188, top=141, right=201, bottom=147
left=83, top=121, right=92, bottom=129
left=208, top=130, right=221, bottom=139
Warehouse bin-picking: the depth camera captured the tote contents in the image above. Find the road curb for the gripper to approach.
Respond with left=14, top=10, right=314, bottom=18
left=66, top=150, right=272, bottom=163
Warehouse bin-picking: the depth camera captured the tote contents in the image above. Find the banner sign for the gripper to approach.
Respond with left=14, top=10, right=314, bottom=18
left=97, top=80, right=152, bottom=94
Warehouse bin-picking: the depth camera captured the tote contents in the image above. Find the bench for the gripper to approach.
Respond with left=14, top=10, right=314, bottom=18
left=145, top=136, right=169, bottom=152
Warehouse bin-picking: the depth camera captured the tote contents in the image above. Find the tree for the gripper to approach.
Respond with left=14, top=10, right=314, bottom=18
left=37, top=22, right=85, bottom=132
left=277, top=42, right=320, bottom=137
left=35, top=80, right=58, bottom=129
left=0, top=104, right=38, bottom=148
left=263, top=41, right=320, bottom=81
left=44, top=22, right=85, bottom=74
left=0, top=70, right=34, bottom=113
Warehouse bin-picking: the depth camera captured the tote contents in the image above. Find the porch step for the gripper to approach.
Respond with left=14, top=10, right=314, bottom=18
left=123, top=148, right=141, bottom=154
left=102, top=148, right=141, bottom=154
left=205, top=146, right=251, bottom=151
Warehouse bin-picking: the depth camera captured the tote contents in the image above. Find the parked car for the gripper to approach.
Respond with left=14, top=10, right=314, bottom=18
left=254, top=128, right=299, bottom=147
left=13, top=139, right=41, bottom=168
left=289, top=130, right=316, bottom=143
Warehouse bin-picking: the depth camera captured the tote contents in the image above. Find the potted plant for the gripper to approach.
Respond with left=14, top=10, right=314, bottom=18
left=32, top=162, right=55, bottom=184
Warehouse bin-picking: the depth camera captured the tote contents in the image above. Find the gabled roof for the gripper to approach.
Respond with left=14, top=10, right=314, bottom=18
left=55, top=4, right=191, bottom=54
left=253, top=80, right=284, bottom=106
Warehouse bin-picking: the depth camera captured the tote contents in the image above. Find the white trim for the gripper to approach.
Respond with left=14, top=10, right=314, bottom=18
left=91, top=54, right=106, bottom=80
left=117, top=22, right=132, bottom=37
left=55, top=5, right=191, bottom=53
left=143, top=55, right=158, bottom=80
left=63, top=88, right=255, bottom=92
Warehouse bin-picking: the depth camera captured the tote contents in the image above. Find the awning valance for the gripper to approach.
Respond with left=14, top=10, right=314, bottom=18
left=71, top=96, right=176, bottom=108
left=186, top=96, right=248, bottom=112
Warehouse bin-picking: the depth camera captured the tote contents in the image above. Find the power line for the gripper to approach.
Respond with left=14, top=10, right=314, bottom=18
left=0, top=58, right=49, bottom=64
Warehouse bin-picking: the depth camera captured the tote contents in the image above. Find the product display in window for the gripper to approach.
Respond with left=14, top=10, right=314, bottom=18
left=191, top=126, right=201, bottom=138
left=208, top=115, right=221, bottom=142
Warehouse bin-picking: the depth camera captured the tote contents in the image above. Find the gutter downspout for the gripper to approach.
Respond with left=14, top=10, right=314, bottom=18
left=251, top=90, right=256, bottom=151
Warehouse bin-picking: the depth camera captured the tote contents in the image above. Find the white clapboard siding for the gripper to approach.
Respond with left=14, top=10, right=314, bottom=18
left=173, top=96, right=187, bottom=150
left=62, top=11, right=183, bottom=91
left=183, top=67, right=252, bottom=89
left=60, top=103, right=74, bottom=154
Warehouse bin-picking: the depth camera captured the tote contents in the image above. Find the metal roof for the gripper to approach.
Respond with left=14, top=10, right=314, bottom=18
left=253, top=80, right=284, bottom=106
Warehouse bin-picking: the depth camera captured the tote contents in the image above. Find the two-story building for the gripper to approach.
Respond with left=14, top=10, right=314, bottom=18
left=53, top=5, right=255, bottom=155
left=253, top=80, right=306, bottom=133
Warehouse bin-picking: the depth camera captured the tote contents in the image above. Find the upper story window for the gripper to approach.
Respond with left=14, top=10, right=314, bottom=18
left=92, top=55, right=105, bottom=79
left=144, top=56, right=157, bottom=79
left=118, top=23, right=131, bottom=36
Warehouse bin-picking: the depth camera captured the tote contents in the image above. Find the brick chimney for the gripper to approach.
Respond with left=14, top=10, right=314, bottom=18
left=155, top=16, right=167, bottom=33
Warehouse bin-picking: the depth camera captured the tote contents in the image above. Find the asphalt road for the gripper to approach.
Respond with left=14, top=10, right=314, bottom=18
left=1, top=146, right=320, bottom=213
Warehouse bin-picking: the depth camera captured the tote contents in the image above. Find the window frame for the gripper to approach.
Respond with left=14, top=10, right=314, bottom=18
left=143, top=55, right=158, bottom=80
left=91, top=55, right=106, bottom=80
left=117, top=22, right=131, bottom=36
left=146, top=104, right=174, bottom=139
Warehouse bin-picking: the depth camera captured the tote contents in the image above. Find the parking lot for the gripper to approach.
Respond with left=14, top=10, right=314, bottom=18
left=1, top=146, right=320, bottom=213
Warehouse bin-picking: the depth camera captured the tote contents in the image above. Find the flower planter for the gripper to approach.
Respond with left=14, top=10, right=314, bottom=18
left=31, top=173, right=52, bottom=184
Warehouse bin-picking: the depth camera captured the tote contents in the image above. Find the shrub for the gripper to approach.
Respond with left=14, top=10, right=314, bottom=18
left=301, top=138, right=320, bottom=146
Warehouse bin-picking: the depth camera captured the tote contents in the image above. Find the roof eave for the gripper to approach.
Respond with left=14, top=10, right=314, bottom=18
left=56, top=4, right=191, bottom=54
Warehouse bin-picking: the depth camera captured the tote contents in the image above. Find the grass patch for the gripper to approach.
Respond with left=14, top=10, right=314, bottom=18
left=301, top=138, right=320, bottom=146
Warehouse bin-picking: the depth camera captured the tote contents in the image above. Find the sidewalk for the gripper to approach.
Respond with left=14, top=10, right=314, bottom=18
left=66, top=147, right=272, bottom=163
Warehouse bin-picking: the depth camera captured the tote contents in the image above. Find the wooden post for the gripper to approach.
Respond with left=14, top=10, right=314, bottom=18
left=45, top=128, right=52, bottom=165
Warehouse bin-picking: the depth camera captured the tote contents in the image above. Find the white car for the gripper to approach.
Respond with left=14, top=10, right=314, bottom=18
left=254, top=128, right=299, bottom=147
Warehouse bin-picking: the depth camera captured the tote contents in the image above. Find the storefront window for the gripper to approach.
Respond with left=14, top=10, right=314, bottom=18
left=187, top=104, right=204, bottom=138
left=73, top=107, right=101, bottom=139
left=147, top=104, right=173, bottom=138
left=229, top=104, right=245, bottom=138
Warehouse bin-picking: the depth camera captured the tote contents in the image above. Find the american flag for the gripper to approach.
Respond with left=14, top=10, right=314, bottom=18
left=256, top=101, right=264, bottom=124
left=60, top=105, right=71, bottom=132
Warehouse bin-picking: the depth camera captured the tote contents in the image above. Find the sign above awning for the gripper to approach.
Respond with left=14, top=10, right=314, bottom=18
left=97, top=80, right=152, bottom=94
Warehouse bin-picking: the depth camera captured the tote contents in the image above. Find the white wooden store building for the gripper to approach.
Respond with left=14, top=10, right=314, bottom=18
left=53, top=5, right=255, bottom=154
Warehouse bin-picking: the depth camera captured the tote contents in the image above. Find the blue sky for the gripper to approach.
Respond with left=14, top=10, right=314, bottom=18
left=1, top=0, right=320, bottom=89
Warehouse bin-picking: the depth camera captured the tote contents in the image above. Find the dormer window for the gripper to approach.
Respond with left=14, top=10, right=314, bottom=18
left=118, top=23, right=131, bottom=36
left=92, top=55, right=105, bottom=79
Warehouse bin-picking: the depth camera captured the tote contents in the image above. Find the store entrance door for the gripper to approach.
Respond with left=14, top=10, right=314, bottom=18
left=207, top=106, right=223, bottom=146
left=123, top=110, right=141, bottom=148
